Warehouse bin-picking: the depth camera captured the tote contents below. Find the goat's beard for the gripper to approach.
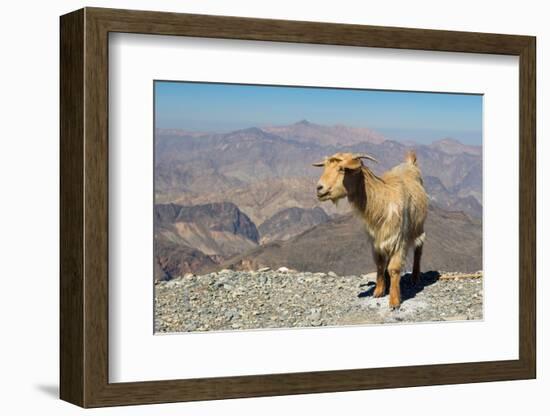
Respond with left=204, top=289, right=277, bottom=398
left=329, top=193, right=347, bottom=205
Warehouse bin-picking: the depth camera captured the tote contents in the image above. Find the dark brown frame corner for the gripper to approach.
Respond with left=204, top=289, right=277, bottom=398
left=60, top=7, right=536, bottom=408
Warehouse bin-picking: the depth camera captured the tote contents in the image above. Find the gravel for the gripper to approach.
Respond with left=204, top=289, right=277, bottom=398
left=154, top=269, right=483, bottom=333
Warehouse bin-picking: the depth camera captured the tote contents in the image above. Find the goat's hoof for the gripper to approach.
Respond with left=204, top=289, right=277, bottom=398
left=373, top=288, right=385, bottom=298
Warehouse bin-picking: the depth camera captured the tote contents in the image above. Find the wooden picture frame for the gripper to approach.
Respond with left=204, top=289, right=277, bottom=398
left=60, top=7, right=536, bottom=408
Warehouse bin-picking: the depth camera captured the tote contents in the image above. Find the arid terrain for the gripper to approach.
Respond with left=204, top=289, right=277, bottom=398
left=155, top=268, right=483, bottom=332
left=154, top=120, right=482, bottom=281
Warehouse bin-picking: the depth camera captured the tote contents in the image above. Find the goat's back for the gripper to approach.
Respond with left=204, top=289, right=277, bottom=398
left=382, top=159, right=428, bottom=238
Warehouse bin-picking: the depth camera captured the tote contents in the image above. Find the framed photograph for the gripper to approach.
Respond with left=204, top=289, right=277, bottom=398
left=60, top=7, right=536, bottom=408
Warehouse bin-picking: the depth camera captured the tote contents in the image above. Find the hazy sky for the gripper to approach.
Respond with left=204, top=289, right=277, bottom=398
left=155, top=81, right=483, bottom=145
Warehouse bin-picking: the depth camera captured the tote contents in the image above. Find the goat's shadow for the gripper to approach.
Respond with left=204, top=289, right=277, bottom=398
left=358, top=271, right=441, bottom=303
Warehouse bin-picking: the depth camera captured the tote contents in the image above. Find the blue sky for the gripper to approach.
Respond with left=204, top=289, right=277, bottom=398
left=155, top=81, right=482, bottom=145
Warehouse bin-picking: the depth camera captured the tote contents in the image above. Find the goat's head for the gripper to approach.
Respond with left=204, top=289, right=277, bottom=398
left=312, top=152, right=378, bottom=202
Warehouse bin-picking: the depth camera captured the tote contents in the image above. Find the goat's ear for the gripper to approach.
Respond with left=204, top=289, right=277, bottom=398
left=340, top=158, right=362, bottom=171
left=312, top=161, right=325, bottom=167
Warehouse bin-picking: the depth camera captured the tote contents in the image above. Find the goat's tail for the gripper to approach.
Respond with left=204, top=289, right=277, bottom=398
left=405, top=150, right=417, bottom=166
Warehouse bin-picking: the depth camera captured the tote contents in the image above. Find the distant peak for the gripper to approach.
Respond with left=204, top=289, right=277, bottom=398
left=434, top=137, right=460, bottom=144
left=295, top=119, right=313, bottom=126
left=430, top=137, right=481, bottom=156
left=231, top=126, right=264, bottom=135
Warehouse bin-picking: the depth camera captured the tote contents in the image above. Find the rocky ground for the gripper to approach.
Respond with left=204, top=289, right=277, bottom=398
left=154, top=268, right=483, bottom=333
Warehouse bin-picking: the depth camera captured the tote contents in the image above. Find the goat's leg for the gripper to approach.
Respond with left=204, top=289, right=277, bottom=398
left=388, top=253, right=403, bottom=309
left=412, top=245, right=423, bottom=285
left=373, top=251, right=387, bottom=298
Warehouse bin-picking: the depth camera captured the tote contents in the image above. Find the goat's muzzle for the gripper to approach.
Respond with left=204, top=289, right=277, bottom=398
left=316, top=185, right=330, bottom=200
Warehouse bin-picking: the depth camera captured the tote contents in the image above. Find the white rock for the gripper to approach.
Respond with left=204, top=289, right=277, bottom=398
left=257, top=267, right=271, bottom=272
left=277, top=267, right=290, bottom=273
left=361, top=272, right=377, bottom=281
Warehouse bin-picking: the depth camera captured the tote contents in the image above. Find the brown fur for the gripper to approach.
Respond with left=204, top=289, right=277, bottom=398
left=314, top=151, right=428, bottom=309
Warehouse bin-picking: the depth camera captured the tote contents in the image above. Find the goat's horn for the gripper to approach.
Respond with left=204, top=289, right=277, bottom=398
left=352, top=153, right=378, bottom=163
left=312, top=156, right=327, bottom=167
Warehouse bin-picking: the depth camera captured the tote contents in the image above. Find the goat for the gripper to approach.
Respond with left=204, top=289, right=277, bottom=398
left=313, top=151, right=428, bottom=309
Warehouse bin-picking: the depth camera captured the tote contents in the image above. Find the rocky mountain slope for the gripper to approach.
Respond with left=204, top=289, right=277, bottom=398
left=155, top=202, right=259, bottom=279
left=423, top=176, right=482, bottom=218
left=258, top=206, right=330, bottom=244
left=159, top=177, right=335, bottom=225
left=154, top=238, right=218, bottom=282
left=217, top=205, right=482, bottom=276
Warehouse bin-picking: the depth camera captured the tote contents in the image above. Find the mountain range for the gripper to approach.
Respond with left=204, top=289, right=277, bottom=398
left=154, top=120, right=483, bottom=280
